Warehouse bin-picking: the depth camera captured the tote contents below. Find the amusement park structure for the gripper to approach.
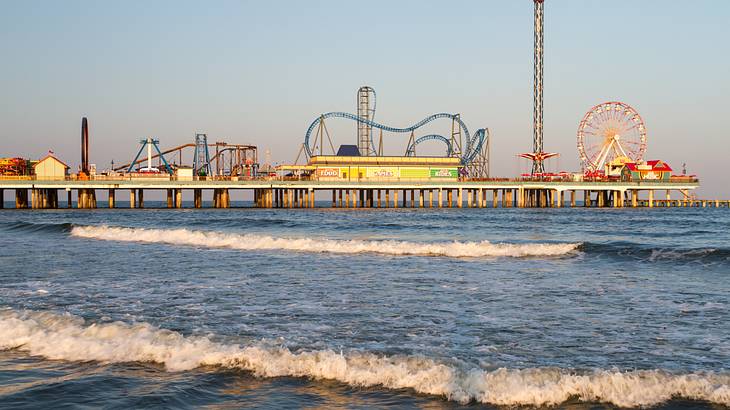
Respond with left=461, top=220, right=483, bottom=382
left=302, top=86, right=490, bottom=176
left=126, top=138, right=172, bottom=174
left=522, top=0, right=558, bottom=175
left=577, top=101, right=647, bottom=173
left=114, top=135, right=258, bottom=178
left=357, top=86, right=378, bottom=156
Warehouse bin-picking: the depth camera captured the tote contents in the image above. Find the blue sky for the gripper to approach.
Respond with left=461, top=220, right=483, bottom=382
left=1, top=1, right=728, bottom=196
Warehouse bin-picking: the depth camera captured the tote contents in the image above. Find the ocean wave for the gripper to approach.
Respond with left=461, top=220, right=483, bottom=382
left=69, top=225, right=580, bottom=258
left=582, top=242, right=730, bottom=263
left=1, top=309, right=727, bottom=407
left=0, top=221, right=73, bottom=234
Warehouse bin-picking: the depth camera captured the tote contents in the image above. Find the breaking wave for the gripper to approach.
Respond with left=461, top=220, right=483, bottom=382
left=1, top=309, right=728, bottom=407
left=69, top=225, right=580, bottom=258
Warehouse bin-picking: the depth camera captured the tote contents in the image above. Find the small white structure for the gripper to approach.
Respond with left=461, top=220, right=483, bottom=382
left=176, top=167, right=193, bottom=181
left=34, top=153, right=69, bottom=180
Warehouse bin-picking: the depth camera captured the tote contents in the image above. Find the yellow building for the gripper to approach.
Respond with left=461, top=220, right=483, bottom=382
left=33, top=153, right=69, bottom=180
left=305, top=155, right=462, bottom=182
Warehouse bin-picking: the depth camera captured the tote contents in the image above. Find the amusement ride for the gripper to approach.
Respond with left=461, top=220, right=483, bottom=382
left=577, top=101, right=647, bottom=173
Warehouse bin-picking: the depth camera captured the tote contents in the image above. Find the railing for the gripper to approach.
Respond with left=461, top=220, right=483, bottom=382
left=0, top=174, right=701, bottom=185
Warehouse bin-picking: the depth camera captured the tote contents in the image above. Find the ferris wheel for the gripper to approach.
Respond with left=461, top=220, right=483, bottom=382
left=577, top=101, right=647, bottom=172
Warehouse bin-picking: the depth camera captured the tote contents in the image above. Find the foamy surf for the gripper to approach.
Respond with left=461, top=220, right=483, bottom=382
left=69, top=225, right=580, bottom=258
left=1, top=309, right=728, bottom=407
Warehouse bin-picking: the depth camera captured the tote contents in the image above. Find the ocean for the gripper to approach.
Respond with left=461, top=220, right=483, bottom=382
left=0, top=203, right=728, bottom=408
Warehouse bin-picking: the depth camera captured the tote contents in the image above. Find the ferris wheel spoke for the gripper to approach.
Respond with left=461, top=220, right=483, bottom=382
left=583, top=143, right=604, bottom=155
left=621, top=140, right=645, bottom=148
left=623, top=123, right=641, bottom=133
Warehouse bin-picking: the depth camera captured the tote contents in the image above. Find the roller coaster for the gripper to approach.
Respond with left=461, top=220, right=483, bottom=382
left=303, top=87, right=490, bottom=169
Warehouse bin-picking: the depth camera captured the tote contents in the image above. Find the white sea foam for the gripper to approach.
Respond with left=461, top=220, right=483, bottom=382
left=70, top=225, right=579, bottom=258
left=1, top=309, right=728, bottom=407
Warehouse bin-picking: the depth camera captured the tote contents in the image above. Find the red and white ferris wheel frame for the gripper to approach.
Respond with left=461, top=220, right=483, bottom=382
left=577, top=101, right=647, bottom=171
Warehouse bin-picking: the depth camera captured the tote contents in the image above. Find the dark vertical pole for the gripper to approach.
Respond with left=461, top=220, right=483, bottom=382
left=81, top=117, right=89, bottom=175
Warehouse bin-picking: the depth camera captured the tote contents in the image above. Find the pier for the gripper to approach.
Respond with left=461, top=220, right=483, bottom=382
left=0, top=178, right=719, bottom=210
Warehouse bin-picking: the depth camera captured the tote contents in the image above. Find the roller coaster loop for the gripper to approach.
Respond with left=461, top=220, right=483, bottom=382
left=405, top=135, right=453, bottom=157
left=304, top=112, right=488, bottom=165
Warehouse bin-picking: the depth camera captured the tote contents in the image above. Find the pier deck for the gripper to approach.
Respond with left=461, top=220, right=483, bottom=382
left=0, top=178, right=718, bottom=209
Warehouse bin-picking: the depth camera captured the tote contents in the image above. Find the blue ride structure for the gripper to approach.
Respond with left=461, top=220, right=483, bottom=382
left=303, top=89, right=489, bottom=166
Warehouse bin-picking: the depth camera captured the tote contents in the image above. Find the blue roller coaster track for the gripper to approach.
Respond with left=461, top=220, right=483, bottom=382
left=304, top=111, right=488, bottom=166
left=405, top=135, right=452, bottom=157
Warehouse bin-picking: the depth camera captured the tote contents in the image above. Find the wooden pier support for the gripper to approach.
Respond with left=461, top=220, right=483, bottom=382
left=15, top=189, right=28, bottom=209
left=77, top=189, right=97, bottom=209
left=108, top=189, right=115, bottom=208
left=30, top=189, right=59, bottom=209
left=138, top=189, right=144, bottom=208
left=213, top=188, right=230, bottom=208
left=194, top=189, right=202, bottom=208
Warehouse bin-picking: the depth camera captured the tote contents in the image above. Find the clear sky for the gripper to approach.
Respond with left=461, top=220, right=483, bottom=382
left=1, top=0, right=728, bottom=197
